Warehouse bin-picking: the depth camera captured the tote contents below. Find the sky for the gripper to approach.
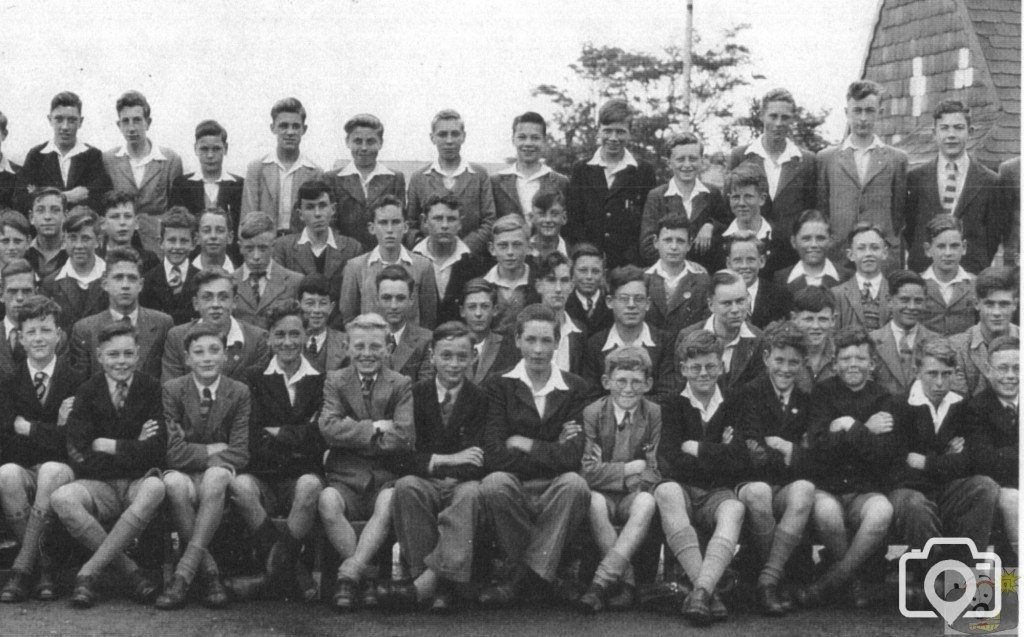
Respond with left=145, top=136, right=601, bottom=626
left=0, top=0, right=879, bottom=173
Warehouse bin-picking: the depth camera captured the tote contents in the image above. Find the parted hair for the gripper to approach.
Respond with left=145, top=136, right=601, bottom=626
left=833, top=326, right=876, bottom=356
left=161, top=207, right=197, bottom=237
left=98, top=321, right=137, bottom=347
left=375, top=264, right=415, bottom=294
left=102, top=190, right=137, bottom=214
left=238, top=211, right=276, bottom=240
left=183, top=322, right=226, bottom=351
left=14, top=294, right=62, bottom=327
left=913, top=337, right=957, bottom=369
left=515, top=303, right=560, bottom=341
left=604, top=345, right=652, bottom=377
left=265, top=298, right=307, bottom=331
left=676, top=329, right=723, bottom=362
left=764, top=320, right=809, bottom=357
left=432, top=320, right=476, bottom=346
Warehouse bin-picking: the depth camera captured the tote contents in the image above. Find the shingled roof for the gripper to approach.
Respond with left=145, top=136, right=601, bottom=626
left=963, top=0, right=1020, bottom=166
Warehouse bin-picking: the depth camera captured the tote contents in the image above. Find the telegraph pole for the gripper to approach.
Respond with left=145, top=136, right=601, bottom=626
left=681, top=0, right=693, bottom=131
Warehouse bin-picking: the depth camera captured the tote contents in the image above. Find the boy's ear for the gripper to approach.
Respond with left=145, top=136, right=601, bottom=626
left=643, top=376, right=654, bottom=393
left=601, top=374, right=612, bottom=392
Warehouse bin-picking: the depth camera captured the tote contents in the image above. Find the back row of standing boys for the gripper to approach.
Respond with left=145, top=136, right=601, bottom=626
left=0, top=81, right=1014, bottom=625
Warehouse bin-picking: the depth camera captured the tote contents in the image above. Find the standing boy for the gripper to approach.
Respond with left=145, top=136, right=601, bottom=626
left=297, top=274, right=349, bottom=373
left=919, top=215, right=976, bottom=336
left=96, top=191, right=159, bottom=273
left=458, top=278, right=519, bottom=384
left=492, top=111, right=568, bottom=220
left=376, top=265, right=434, bottom=381
left=169, top=120, right=245, bottom=234
left=565, top=243, right=614, bottom=336
left=24, top=188, right=68, bottom=278
left=950, top=266, right=1019, bottom=397
left=0, top=110, right=20, bottom=209
left=869, top=270, right=938, bottom=396
left=725, top=232, right=791, bottom=329
left=829, top=223, right=892, bottom=331
left=40, top=208, right=107, bottom=331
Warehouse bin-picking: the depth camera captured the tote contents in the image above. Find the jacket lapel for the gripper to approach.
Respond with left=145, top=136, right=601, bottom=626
left=512, top=380, right=539, bottom=418
left=339, top=174, right=367, bottom=205
left=775, top=156, right=801, bottom=195
left=264, top=164, right=280, bottom=213
left=954, top=161, right=984, bottom=216
left=606, top=165, right=636, bottom=198
left=496, top=175, right=521, bottom=214
left=648, top=274, right=669, bottom=318
left=341, top=369, right=371, bottom=420
left=861, top=147, right=887, bottom=188
left=838, top=148, right=861, bottom=186
left=390, top=335, right=415, bottom=372
left=475, top=333, right=502, bottom=382
left=292, top=241, right=318, bottom=276
left=876, top=328, right=906, bottom=386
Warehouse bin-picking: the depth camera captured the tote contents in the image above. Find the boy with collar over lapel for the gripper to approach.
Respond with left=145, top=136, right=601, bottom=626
left=491, top=111, right=568, bottom=219
left=565, top=242, right=614, bottom=336
left=727, top=88, right=816, bottom=269
left=140, top=207, right=201, bottom=325
left=905, top=99, right=1003, bottom=274
left=481, top=214, right=540, bottom=334
left=888, top=338, right=998, bottom=607
left=241, top=97, right=324, bottom=235
left=101, top=91, right=183, bottom=254
left=918, top=215, right=976, bottom=336
left=787, top=287, right=840, bottom=393
left=830, top=223, right=892, bottom=331
left=773, top=209, right=843, bottom=295
left=406, top=109, right=496, bottom=254
left=719, top=163, right=789, bottom=279
left=534, top=252, right=586, bottom=375
left=458, top=278, right=519, bottom=384
left=40, top=208, right=108, bottom=332
left=565, top=99, right=657, bottom=270
left=870, top=270, right=938, bottom=396
left=415, top=194, right=488, bottom=325
left=950, top=266, right=1019, bottom=397
left=0, top=110, right=19, bottom=209
left=232, top=212, right=303, bottom=329
left=24, top=188, right=69, bottom=279
left=477, top=304, right=590, bottom=608
left=0, top=296, right=83, bottom=603
left=644, top=213, right=711, bottom=336
left=15, top=91, right=111, bottom=213
left=724, top=232, right=791, bottom=329
left=70, top=247, right=172, bottom=380
left=51, top=321, right=167, bottom=608
left=328, top=114, right=405, bottom=249
left=640, top=132, right=730, bottom=271
left=168, top=120, right=244, bottom=235
left=191, top=207, right=241, bottom=274
left=297, top=274, right=349, bottom=373
left=376, top=265, right=433, bottom=382
left=96, top=192, right=160, bottom=273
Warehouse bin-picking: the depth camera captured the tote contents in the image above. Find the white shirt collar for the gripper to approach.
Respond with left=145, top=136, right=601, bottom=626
left=193, top=375, right=222, bottom=400
left=502, top=359, right=569, bottom=394
left=191, top=253, right=235, bottom=273
left=855, top=272, right=884, bottom=298
left=529, top=236, right=569, bottom=259
left=939, top=152, right=970, bottom=175
left=389, top=323, right=406, bottom=346
left=680, top=383, right=724, bottom=422
left=612, top=402, right=635, bottom=427
left=4, top=316, right=18, bottom=337
left=110, top=307, right=140, bottom=325
left=484, top=264, right=530, bottom=289
left=188, top=170, right=236, bottom=182
left=204, top=317, right=246, bottom=348
left=0, top=156, right=15, bottom=174
left=241, top=260, right=274, bottom=282
left=702, top=315, right=756, bottom=342
left=105, top=374, right=134, bottom=397
left=907, top=380, right=963, bottom=430
left=264, top=354, right=320, bottom=381
left=747, top=137, right=803, bottom=164
left=262, top=152, right=318, bottom=173
left=587, top=148, right=639, bottom=172
left=788, top=259, right=840, bottom=283
left=602, top=323, right=655, bottom=351
left=114, top=142, right=167, bottom=163
left=575, top=289, right=602, bottom=308
left=561, top=312, right=583, bottom=336
left=723, top=218, right=772, bottom=240
left=163, top=257, right=189, bottom=280
left=921, top=266, right=972, bottom=286
left=890, top=320, right=919, bottom=343
left=297, top=227, right=339, bottom=249
left=664, top=177, right=711, bottom=203
left=41, top=140, right=88, bottom=158
left=747, top=277, right=760, bottom=300
left=428, top=159, right=473, bottom=178
left=367, top=246, right=413, bottom=266
left=337, top=161, right=395, bottom=179
left=498, top=162, right=553, bottom=181
left=645, top=259, right=702, bottom=280
left=413, top=237, right=471, bottom=265
left=55, top=256, right=106, bottom=287
left=26, top=356, right=57, bottom=380
left=435, top=378, right=463, bottom=403
left=841, top=135, right=884, bottom=152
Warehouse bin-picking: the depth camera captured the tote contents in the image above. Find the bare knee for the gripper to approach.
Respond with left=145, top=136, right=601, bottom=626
left=200, top=467, right=232, bottom=496
left=631, top=492, right=657, bottom=518
left=318, top=487, right=347, bottom=521
left=738, top=481, right=773, bottom=510
left=293, top=475, right=324, bottom=507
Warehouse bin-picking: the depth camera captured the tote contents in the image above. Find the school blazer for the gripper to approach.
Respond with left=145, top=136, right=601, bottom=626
left=749, top=278, right=793, bottom=329
left=407, top=164, right=497, bottom=254
left=338, top=253, right=439, bottom=329
left=0, top=160, right=22, bottom=209
left=658, top=392, right=748, bottom=490
left=241, top=159, right=325, bottom=232
left=490, top=169, right=569, bottom=218
left=920, top=278, right=977, bottom=337
left=231, top=262, right=304, bottom=329
left=436, top=253, right=494, bottom=325
left=734, top=373, right=815, bottom=484
left=965, top=388, right=1018, bottom=488
left=639, top=182, right=731, bottom=269
left=328, top=169, right=406, bottom=249
left=816, top=143, right=908, bottom=264
left=564, top=290, right=615, bottom=338
left=307, top=328, right=349, bottom=374
left=272, top=231, right=365, bottom=295
left=869, top=323, right=939, bottom=396
left=244, top=364, right=325, bottom=477
left=14, top=143, right=111, bottom=212
left=39, top=275, right=108, bottom=332
left=469, top=332, right=520, bottom=385
left=139, top=262, right=201, bottom=326
left=581, top=396, right=661, bottom=493
left=102, top=146, right=184, bottom=217
left=161, top=319, right=270, bottom=383
left=644, top=269, right=711, bottom=336
left=905, top=157, right=1003, bottom=274
left=0, top=358, right=85, bottom=467
left=69, top=308, right=173, bottom=380
left=163, top=374, right=250, bottom=472
left=950, top=324, right=1020, bottom=398
left=390, top=324, right=434, bottom=382
left=168, top=172, right=246, bottom=233
left=678, top=320, right=764, bottom=391
left=889, top=394, right=971, bottom=491
left=829, top=277, right=892, bottom=331
left=581, top=324, right=679, bottom=401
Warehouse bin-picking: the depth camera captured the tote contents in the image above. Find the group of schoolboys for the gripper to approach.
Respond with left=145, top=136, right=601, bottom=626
left=0, top=78, right=1015, bottom=626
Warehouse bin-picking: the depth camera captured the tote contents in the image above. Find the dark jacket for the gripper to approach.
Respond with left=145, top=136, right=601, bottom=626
left=734, top=373, right=815, bottom=485
left=657, top=391, right=748, bottom=490
left=965, top=389, right=1018, bottom=488
left=889, top=392, right=971, bottom=492
left=244, top=364, right=325, bottom=477
left=0, top=359, right=85, bottom=467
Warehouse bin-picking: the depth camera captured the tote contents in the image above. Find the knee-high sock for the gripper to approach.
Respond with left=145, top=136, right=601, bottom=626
left=759, top=528, right=802, bottom=586
left=4, top=506, right=30, bottom=543
left=819, top=523, right=886, bottom=590
left=694, top=534, right=736, bottom=594
left=592, top=548, right=630, bottom=588
left=664, top=524, right=703, bottom=584
left=80, top=510, right=146, bottom=578
left=11, top=506, right=50, bottom=574
left=62, top=512, right=108, bottom=554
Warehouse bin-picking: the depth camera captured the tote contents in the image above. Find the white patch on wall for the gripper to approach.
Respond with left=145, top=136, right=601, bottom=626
left=910, top=56, right=927, bottom=117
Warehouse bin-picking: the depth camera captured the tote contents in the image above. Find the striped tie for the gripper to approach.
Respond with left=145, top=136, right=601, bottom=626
left=942, top=162, right=958, bottom=212
left=199, top=387, right=213, bottom=421
left=33, top=371, right=47, bottom=402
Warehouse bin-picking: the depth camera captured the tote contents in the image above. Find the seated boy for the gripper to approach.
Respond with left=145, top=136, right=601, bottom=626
left=0, top=296, right=83, bottom=602
left=139, top=207, right=201, bottom=325
left=644, top=213, right=710, bottom=336
left=578, top=346, right=660, bottom=613
left=96, top=191, right=159, bottom=273
left=40, top=207, right=108, bottom=331
left=233, top=212, right=303, bottom=329
left=317, top=313, right=414, bottom=611
left=50, top=322, right=166, bottom=607
left=919, top=215, right=976, bottom=336
left=157, top=324, right=251, bottom=610
left=950, top=266, right=1019, bottom=397
left=527, top=191, right=569, bottom=259
left=297, top=274, right=348, bottom=373
left=654, top=330, right=747, bottom=625
left=772, top=209, right=842, bottom=295
left=24, top=188, right=69, bottom=279
left=830, top=223, right=892, bottom=331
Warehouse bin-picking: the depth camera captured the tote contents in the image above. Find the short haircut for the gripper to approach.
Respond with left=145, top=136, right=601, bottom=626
left=792, top=286, right=836, bottom=313
left=764, top=320, right=809, bottom=357
left=50, top=91, right=82, bottom=113
left=791, top=208, right=831, bottom=237
left=512, top=111, right=547, bottom=136
left=183, top=322, right=226, bottom=351
left=104, top=246, right=141, bottom=272
left=604, top=345, right=652, bottom=377
left=102, top=190, right=137, bottom=214
left=423, top=193, right=462, bottom=217
left=598, top=99, right=631, bottom=126
left=432, top=320, right=476, bottom=346
left=988, top=335, right=1019, bottom=358
left=371, top=194, right=405, bottom=221
left=761, top=87, right=796, bottom=110
left=115, top=90, right=150, bottom=119
left=933, top=98, right=971, bottom=126
left=975, top=266, right=1018, bottom=300
left=265, top=298, right=306, bottom=331
left=709, top=269, right=744, bottom=296
left=0, top=209, right=31, bottom=237
left=161, top=207, right=197, bottom=237
left=2, top=259, right=35, bottom=283
left=431, top=109, right=463, bottom=132
left=195, top=119, right=228, bottom=143
left=193, top=267, right=237, bottom=296
left=665, top=131, right=703, bottom=155
left=531, top=190, right=564, bottom=212
left=63, top=208, right=99, bottom=234
left=676, top=329, right=723, bottom=361
left=914, top=336, right=957, bottom=368
left=346, top=312, right=388, bottom=336
left=847, top=222, right=887, bottom=247
left=570, top=242, right=605, bottom=267
left=724, top=230, right=767, bottom=256
left=98, top=321, right=137, bottom=347
left=297, top=273, right=333, bottom=300
left=30, top=187, right=66, bottom=210
left=833, top=326, right=876, bottom=356
left=491, top=214, right=527, bottom=239
left=887, top=270, right=926, bottom=296
left=534, top=251, right=571, bottom=281
left=606, top=265, right=646, bottom=295
left=460, top=277, right=498, bottom=305
left=846, top=80, right=883, bottom=102
left=724, top=162, right=768, bottom=196
left=296, top=178, right=334, bottom=204
left=199, top=206, right=231, bottom=227
left=375, top=264, right=415, bottom=295
left=924, top=214, right=963, bottom=242
left=0, top=110, right=8, bottom=136
left=237, top=211, right=275, bottom=240
left=656, top=212, right=690, bottom=236
left=515, top=303, right=559, bottom=341
left=344, top=113, right=384, bottom=137
left=14, top=294, right=61, bottom=328
left=271, top=97, right=307, bottom=123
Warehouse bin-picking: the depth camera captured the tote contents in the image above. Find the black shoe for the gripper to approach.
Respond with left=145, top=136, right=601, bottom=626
left=202, top=573, right=229, bottom=609
left=361, top=579, right=379, bottom=608
left=294, top=560, right=318, bottom=604
left=637, top=580, right=689, bottom=613
left=128, top=570, right=160, bottom=604
left=794, top=583, right=826, bottom=609
left=35, top=569, right=57, bottom=601
left=478, top=568, right=527, bottom=608
left=377, top=579, right=421, bottom=611
left=779, top=586, right=795, bottom=612
left=155, top=575, right=190, bottom=610
left=681, top=587, right=713, bottom=626
left=71, top=574, right=99, bottom=608
left=0, top=570, right=31, bottom=603
left=429, top=588, right=453, bottom=614
left=265, top=539, right=296, bottom=584
left=607, top=583, right=636, bottom=611
left=332, top=577, right=360, bottom=612
left=576, top=583, right=610, bottom=614
left=709, top=591, right=728, bottom=622
left=756, top=583, right=787, bottom=616
left=849, top=579, right=870, bottom=609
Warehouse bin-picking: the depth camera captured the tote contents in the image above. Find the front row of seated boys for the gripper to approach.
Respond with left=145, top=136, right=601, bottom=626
left=0, top=289, right=1015, bottom=625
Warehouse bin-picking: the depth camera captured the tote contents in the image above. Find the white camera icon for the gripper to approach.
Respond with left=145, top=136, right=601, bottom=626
left=898, top=537, right=1002, bottom=624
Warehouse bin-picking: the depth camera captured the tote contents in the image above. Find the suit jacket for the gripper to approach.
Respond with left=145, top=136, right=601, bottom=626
left=644, top=269, right=711, bottom=336
left=318, top=367, right=415, bottom=486
left=581, top=396, right=661, bottom=493
left=565, top=158, right=658, bottom=269
left=163, top=374, right=250, bottom=472
left=272, top=230, right=365, bottom=295
left=436, top=252, right=494, bottom=325
left=469, top=332, right=520, bottom=384
left=96, top=237, right=159, bottom=275
left=244, top=364, right=324, bottom=477
left=582, top=324, right=679, bottom=401
left=241, top=158, right=325, bottom=233
left=564, top=290, right=615, bottom=337
left=231, top=262, right=304, bottom=329
left=102, top=146, right=184, bottom=217
left=889, top=392, right=970, bottom=491
left=139, top=261, right=201, bottom=325
left=407, top=164, right=497, bottom=254
left=920, top=278, right=977, bottom=337
left=559, top=328, right=587, bottom=377
left=306, top=328, right=349, bottom=374
left=328, top=169, right=406, bottom=249
left=772, top=264, right=843, bottom=296
left=392, top=378, right=488, bottom=481
left=950, top=324, right=1020, bottom=398
left=734, top=373, right=815, bottom=484
left=390, top=324, right=433, bottom=382
left=678, top=320, right=764, bottom=391
left=70, top=307, right=173, bottom=379
left=830, top=276, right=892, bottom=331
left=816, top=142, right=908, bottom=264
left=39, top=275, right=108, bottom=332
left=658, top=391, right=748, bottom=489
left=490, top=169, right=569, bottom=218
left=169, top=172, right=246, bottom=234
left=0, top=160, right=22, bottom=209
left=481, top=370, right=588, bottom=479
left=870, top=323, right=939, bottom=396
left=65, top=372, right=166, bottom=480
left=998, top=157, right=1020, bottom=266
left=14, top=142, right=111, bottom=212
left=965, top=388, right=1018, bottom=488
left=162, top=319, right=270, bottom=383
left=0, top=358, right=85, bottom=467
left=639, top=182, right=731, bottom=270
left=749, top=278, right=793, bottom=329
left=905, top=157, right=1003, bottom=273
left=338, top=252, right=439, bottom=329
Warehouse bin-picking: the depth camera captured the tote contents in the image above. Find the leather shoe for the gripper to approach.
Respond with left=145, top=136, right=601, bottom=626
left=265, top=539, right=295, bottom=585
left=155, top=575, right=190, bottom=610
left=128, top=570, right=160, bottom=604
left=637, top=580, right=688, bottom=613
left=681, top=587, right=713, bottom=626
left=794, top=583, right=826, bottom=609
left=849, top=579, right=870, bottom=609
left=202, top=573, right=229, bottom=609
left=35, top=569, right=57, bottom=601
left=361, top=579, right=379, bottom=608
left=332, top=577, right=360, bottom=612
left=478, top=568, right=526, bottom=608
left=0, top=570, right=31, bottom=603
left=294, top=560, right=318, bottom=603
left=429, top=588, right=453, bottom=614
left=779, top=586, right=795, bottom=612
left=756, top=583, right=787, bottom=616
left=377, top=579, right=420, bottom=611
left=71, top=574, right=99, bottom=609
left=576, top=583, right=610, bottom=614
left=607, top=583, right=636, bottom=611
left=709, top=591, right=728, bottom=622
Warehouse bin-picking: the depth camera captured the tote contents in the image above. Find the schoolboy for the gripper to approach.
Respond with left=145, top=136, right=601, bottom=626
left=919, top=215, right=976, bottom=336
left=191, top=207, right=239, bottom=272
left=527, top=191, right=569, bottom=259
left=413, top=193, right=476, bottom=316
left=644, top=213, right=711, bottom=335
left=232, top=211, right=303, bottom=329
left=720, top=163, right=787, bottom=277
left=870, top=270, right=938, bottom=396
left=491, top=111, right=568, bottom=219
left=772, top=209, right=842, bottom=295
left=0, top=260, right=47, bottom=376
left=565, top=243, right=614, bottom=335
left=168, top=120, right=245, bottom=232
left=377, top=265, right=433, bottom=381
left=788, top=287, right=839, bottom=393
left=40, top=208, right=107, bottom=331
left=534, top=252, right=585, bottom=375
left=24, top=188, right=69, bottom=278
left=458, top=278, right=519, bottom=384
left=96, top=191, right=159, bottom=273
left=297, top=273, right=348, bottom=373
left=139, top=207, right=201, bottom=325
left=0, top=209, right=31, bottom=267
left=482, top=214, right=538, bottom=333
left=950, top=266, right=1019, bottom=397
left=725, top=232, right=791, bottom=329
left=829, top=223, right=892, bottom=331
left=0, top=111, right=19, bottom=209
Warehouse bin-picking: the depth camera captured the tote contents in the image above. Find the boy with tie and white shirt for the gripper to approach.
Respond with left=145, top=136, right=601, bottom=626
left=869, top=270, right=938, bottom=396
left=140, top=207, right=201, bottom=325
left=643, top=213, right=710, bottom=336
left=232, top=212, right=303, bottom=329
left=829, top=223, right=892, bottom=331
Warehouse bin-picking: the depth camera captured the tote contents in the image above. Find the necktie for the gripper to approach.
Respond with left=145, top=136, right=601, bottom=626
left=33, top=371, right=47, bottom=402
left=114, top=380, right=129, bottom=412
left=250, top=273, right=264, bottom=304
left=942, top=162, right=958, bottom=212
left=199, top=387, right=213, bottom=421
left=8, top=327, right=22, bottom=360
left=306, top=335, right=319, bottom=357
left=618, top=410, right=631, bottom=431
left=386, top=332, right=397, bottom=354
left=778, top=392, right=788, bottom=413
left=440, top=389, right=454, bottom=426
left=585, top=295, right=594, bottom=318
left=361, top=375, right=373, bottom=401
left=1006, top=403, right=1017, bottom=427
left=861, top=280, right=873, bottom=302
left=168, top=265, right=183, bottom=291
left=898, top=331, right=914, bottom=375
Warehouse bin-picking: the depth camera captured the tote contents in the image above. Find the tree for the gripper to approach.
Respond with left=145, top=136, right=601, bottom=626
left=727, top=99, right=834, bottom=153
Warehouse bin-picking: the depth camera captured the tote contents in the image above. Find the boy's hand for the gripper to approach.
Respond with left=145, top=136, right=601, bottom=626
left=681, top=440, right=700, bottom=457
left=864, top=413, right=893, bottom=435
left=624, top=459, right=646, bottom=475
left=693, top=223, right=715, bottom=253
left=264, top=427, right=280, bottom=437
left=437, top=447, right=484, bottom=468
left=906, top=452, right=926, bottom=470
left=766, top=436, right=794, bottom=465
left=58, top=397, right=75, bottom=426
left=13, top=416, right=31, bottom=436
left=137, top=419, right=159, bottom=441
left=506, top=436, right=534, bottom=453
left=945, top=436, right=965, bottom=454
left=374, top=420, right=396, bottom=435
left=829, top=416, right=856, bottom=432
left=558, top=420, right=582, bottom=443
left=64, top=186, right=89, bottom=203
left=206, top=442, right=228, bottom=456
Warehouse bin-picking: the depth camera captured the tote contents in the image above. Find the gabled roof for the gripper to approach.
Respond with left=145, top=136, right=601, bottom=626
left=962, top=0, right=1020, bottom=165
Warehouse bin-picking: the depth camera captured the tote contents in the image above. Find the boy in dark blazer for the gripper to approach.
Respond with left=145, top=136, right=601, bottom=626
left=158, top=324, right=251, bottom=610
left=830, top=223, right=892, bottom=331
left=492, top=112, right=569, bottom=219
left=724, top=232, right=791, bottom=329
left=377, top=265, right=433, bottom=381
left=139, top=207, right=201, bottom=325
left=869, top=270, right=938, bottom=396
left=919, top=215, right=976, bottom=336
left=232, top=212, right=303, bottom=330
left=297, top=274, right=349, bottom=373
left=789, top=287, right=840, bottom=393
left=0, top=111, right=19, bottom=209
left=0, top=296, right=83, bottom=603
left=458, top=278, right=520, bottom=384
left=644, top=213, right=711, bottom=335
left=565, top=243, right=614, bottom=336
left=772, top=210, right=843, bottom=296
left=168, top=120, right=245, bottom=235
left=565, top=99, right=657, bottom=269
left=95, top=191, right=159, bottom=273
left=14, top=91, right=111, bottom=213
left=415, top=193, right=488, bottom=325
left=534, top=252, right=586, bottom=375
left=39, top=208, right=108, bottom=331
left=0, top=260, right=62, bottom=377
left=50, top=321, right=166, bottom=608
left=24, top=188, right=68, bottom=279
